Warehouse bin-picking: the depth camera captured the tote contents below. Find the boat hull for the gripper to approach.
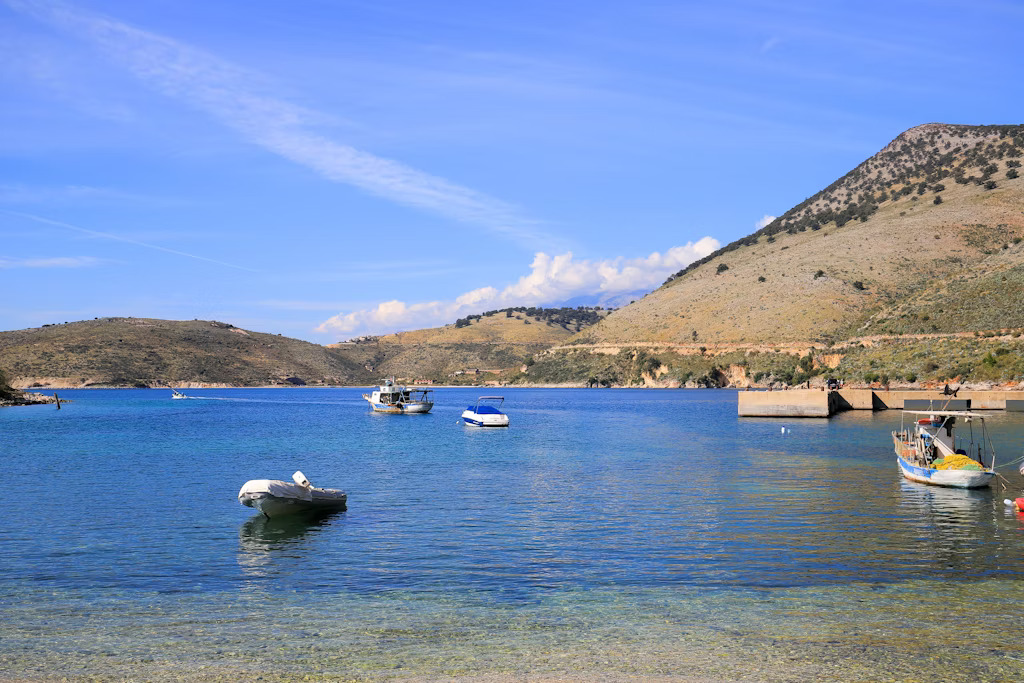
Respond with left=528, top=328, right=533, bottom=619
left=461, top=409, right=509, bottom=427
left=241, top=491, right=347, bottom=518
left=895, top=453, right=994, bottom=488
left=364, top=397, right=433, bottom=414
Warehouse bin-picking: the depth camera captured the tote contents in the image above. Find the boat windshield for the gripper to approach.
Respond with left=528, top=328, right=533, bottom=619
left=472, top=396, right=504, bottom=412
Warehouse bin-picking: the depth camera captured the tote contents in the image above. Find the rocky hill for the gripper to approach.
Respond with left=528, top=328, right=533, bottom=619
left=0, top=317, right=374, bottom=388
left=0, top=308, right=610, bottom=389
left=329, top=307, right=609, bottom=382
left=525, top=124, right=1024, bottom=388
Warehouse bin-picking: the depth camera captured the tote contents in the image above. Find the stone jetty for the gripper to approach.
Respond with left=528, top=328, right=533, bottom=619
left=738, top=388, right=1024, bottom=417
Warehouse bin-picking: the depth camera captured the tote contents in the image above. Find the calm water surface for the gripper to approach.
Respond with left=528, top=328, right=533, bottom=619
left=3, top=388, right=1024, bottom=680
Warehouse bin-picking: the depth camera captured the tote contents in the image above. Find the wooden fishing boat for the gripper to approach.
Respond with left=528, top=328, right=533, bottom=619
left=892, top=410, right=996, bottom=488
left=362, top=378, right=433, bottom=414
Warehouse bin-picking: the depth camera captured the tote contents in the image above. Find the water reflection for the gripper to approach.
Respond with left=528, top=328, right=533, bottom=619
left=898, top=479, right=992, bottom=514
left=237, top=512, right=343, bottom=578
left=896, top=480, right=999, bottom=573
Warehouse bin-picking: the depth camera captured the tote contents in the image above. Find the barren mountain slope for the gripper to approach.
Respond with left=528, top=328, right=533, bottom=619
left=578, top=124, right=1024, bottom=347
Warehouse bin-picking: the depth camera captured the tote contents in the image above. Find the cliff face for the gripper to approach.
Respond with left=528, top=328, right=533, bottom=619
left=0, top=367, right=17, bottom=400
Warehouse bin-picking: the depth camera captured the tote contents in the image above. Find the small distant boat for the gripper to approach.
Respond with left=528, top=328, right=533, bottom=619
left=238, top=471, right=347, bottom=518
left=362, top=378, right=433, bottom=414
left=171, top=389, right=188, bottom=400
left=892, top=410, right=996, bottom=488
left=462, top=396, right=509, bottom=427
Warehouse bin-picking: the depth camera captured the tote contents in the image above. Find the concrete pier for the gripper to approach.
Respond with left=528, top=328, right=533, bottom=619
left=737, top=389, right=836, bottom=417
left=863, top=389, right=1022, bottom=410
left=738, top=388, right=1024, bottom=417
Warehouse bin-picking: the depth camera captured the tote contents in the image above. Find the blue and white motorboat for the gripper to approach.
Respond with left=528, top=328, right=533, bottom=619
left=461, top=396, right=509, bottom=427
left=362, top=378, right=433, bottom=414
left=892, top=410, right=996, bottom=488
left=171, top=389, right=188, bottom=399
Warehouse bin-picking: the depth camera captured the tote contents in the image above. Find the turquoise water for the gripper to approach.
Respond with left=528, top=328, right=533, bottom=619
left=3, top=388, right=1024, bottom=680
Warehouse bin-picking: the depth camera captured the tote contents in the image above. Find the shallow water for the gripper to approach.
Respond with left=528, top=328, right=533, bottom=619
left=3, top=388, right=1024, bottom=680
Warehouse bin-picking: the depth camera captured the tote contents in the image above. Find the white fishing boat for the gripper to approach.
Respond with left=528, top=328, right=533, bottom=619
left=238, top=471, right=347, bottom=518
left=362, top=378, right=433, bottom=414
left=461, top=396, right=509, bottom=427
left=892, top=410, right=996, bottom=488
left=171, top=389, right=188, bottom=400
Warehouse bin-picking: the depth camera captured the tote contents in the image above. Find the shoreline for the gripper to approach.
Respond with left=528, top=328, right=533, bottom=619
left=0, top=391, right=61, bottom=407
left=13, top=380, right=1024, bottom=392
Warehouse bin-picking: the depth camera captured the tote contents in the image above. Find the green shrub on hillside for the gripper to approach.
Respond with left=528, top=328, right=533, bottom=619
left=521, top=346, right=813, bottom=388
left=453, top=306, right=606, bottom=330
left=835, top=337, right=1024, bottom=384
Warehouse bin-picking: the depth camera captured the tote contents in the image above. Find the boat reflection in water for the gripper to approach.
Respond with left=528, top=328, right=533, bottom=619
left=898, top=479, right=990, bottom=516
left=896, top=479, right=997, bottom=572
left=237, top=510, right=344, bottom=578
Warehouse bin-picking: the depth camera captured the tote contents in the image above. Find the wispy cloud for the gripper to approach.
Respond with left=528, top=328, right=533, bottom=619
left=755, top=214, right=776, bottom=229
left=0, top=183, right=168, bottom=205
left=3, top=210, right=257, bottom=271
left=6, top=0, right=560, bottom=249
left=316, top=238, right=720, bottom=336
left=0, top=255, right=101, bottom=268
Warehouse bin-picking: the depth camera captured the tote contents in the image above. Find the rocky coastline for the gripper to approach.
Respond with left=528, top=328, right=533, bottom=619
left=0, top=391, right=61, bottom=407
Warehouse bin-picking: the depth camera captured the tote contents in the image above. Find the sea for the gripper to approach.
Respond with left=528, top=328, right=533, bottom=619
left=3, top=387, right=1024, bottom=681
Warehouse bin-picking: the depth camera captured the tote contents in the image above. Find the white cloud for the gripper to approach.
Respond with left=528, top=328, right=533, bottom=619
left=8, top=0, right=559, bottom=249
left=315, top=237, right=719, bottom=336
left=0, top=255, right=101, bottom=268
left=756, top=214, right=776, bottom=229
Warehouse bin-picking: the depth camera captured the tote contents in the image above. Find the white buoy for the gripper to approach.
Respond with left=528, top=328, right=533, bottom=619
left=781, top=426, right=786, bottom=434
left=1019, top=463, right=1024, bottom=476
left=1005, top=499, right=1016, bottom=506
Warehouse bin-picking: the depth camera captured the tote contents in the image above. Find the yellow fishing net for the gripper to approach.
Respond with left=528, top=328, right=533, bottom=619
left=933, top=454, right=984, bottom=471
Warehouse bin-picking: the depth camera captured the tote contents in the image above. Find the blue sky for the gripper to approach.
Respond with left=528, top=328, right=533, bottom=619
left=2, top=0, right=1021, bottom=342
